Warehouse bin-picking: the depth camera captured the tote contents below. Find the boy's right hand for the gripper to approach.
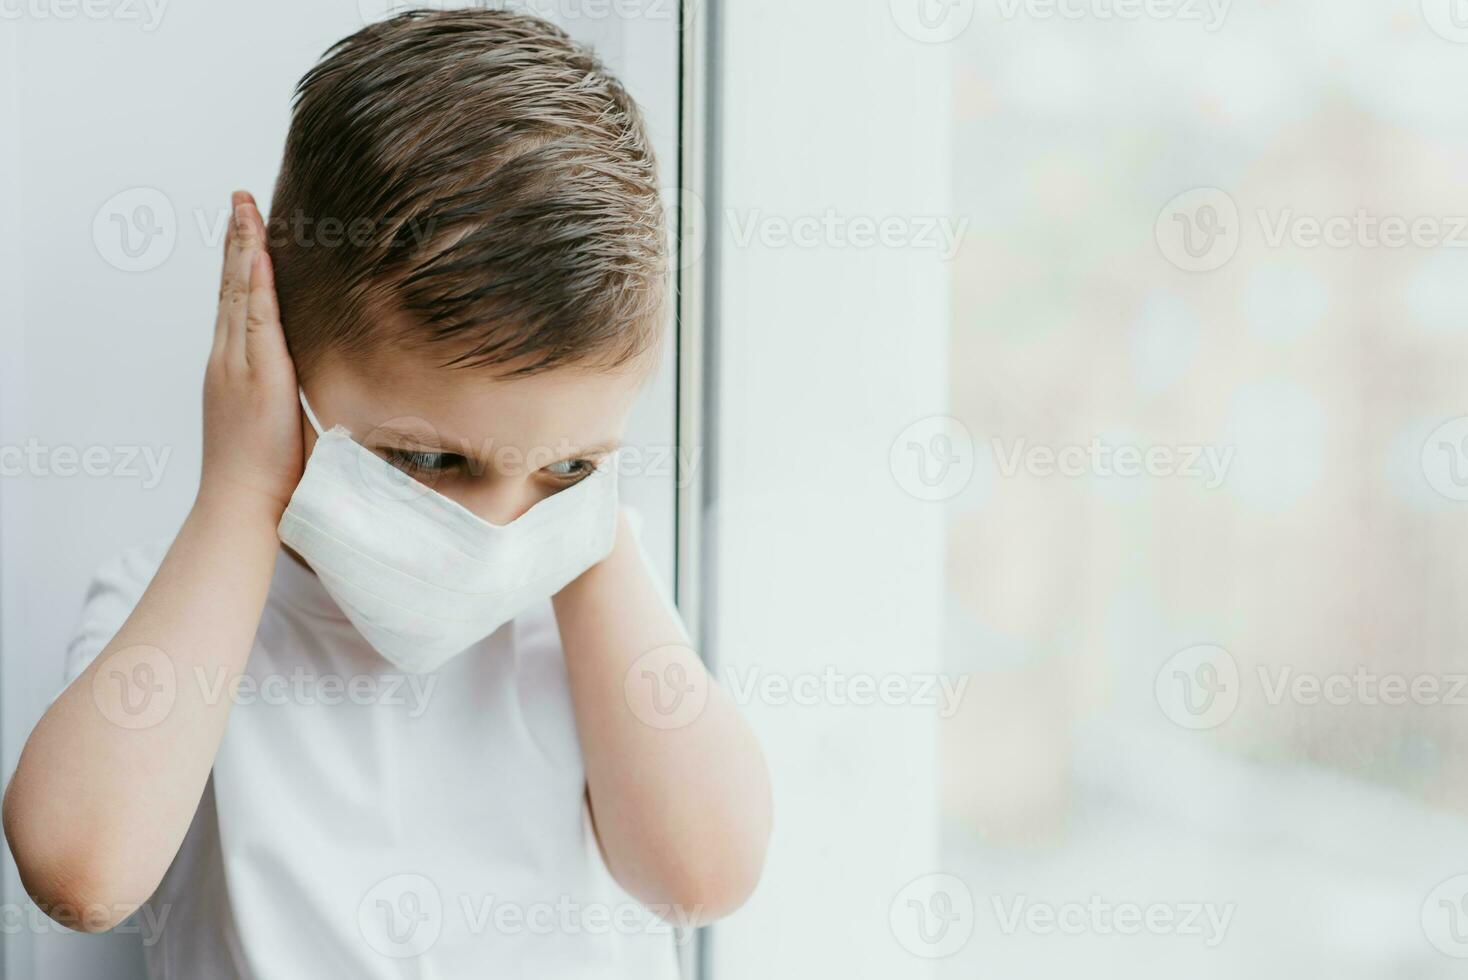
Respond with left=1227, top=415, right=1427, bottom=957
left=199, top=191, right=304, bottom=520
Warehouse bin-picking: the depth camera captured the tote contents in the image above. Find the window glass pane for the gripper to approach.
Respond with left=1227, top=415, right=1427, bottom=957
left=941, top=3, right=1468, bottom=976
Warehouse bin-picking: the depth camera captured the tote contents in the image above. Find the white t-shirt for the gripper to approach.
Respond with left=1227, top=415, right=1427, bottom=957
left=61, top=523, right=683, bottom=979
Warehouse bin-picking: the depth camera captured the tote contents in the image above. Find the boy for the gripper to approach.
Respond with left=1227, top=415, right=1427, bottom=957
left=2, top=10, right=771, bottom=977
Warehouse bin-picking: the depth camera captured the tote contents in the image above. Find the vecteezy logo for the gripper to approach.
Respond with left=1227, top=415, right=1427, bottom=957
left=1422, top=417, right=1468, bottom=502
left=92, top=187, right=177, bottom=273
left=890, top=416, right=976, bottom=502
left=1423, top=0, right=1468, bottom=43
left=624, top=645, right=709, bottom=730
left=889, top=0, right=975, bottom=43
left=358, top=873, right=443, bottom=959
left=91, top=645, right=177, bottom=730
left=1154, top=644, right=1240, bottom=730
left=1155, top=188, right=1241, bottom=273
left=1423, top=873, right=1468, bottom=957
left=890, top=873, right=974, bottom=958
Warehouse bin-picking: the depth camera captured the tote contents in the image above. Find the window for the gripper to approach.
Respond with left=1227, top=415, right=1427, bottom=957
left=703, top=1, right=1468, bottom=977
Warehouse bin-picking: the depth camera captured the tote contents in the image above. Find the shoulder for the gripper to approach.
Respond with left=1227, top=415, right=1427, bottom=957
left=64, top=538, right=170, bottom=685
left=620, top=504, right=680, bottom=621
left=83, top=538, right=169, bottom=600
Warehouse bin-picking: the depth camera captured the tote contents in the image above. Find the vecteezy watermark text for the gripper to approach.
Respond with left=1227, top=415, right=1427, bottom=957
left=722, top=666, right=970, bottom=718
left=1156, top=644, right=1468, bottom=731
left=0, top=0, right=168, bottom=30
left=724, top=209, right=968, bottom=261
left=995, top=0, right=1231, bottom=32
left=0, top=440, right=171, bottom=488
left=623, top=647, right=973, bottom=731
left=1, top=901, right=170, bottom=946
left=357, top=873, right=700, bottom=959
left=991, top=894, right=1236, bottom=947
left=1158, top=187, right=1468, bottom=272
left=1257, top=209, right=1468, bottom=250
left=91, top=646, right=443, bottom=731
left=992, top=437, right=1233, bottom=489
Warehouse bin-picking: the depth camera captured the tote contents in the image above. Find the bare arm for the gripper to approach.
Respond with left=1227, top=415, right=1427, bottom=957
left=2, top=193, right=300, bottom=929
left=553, top=512, right=772, bottom=923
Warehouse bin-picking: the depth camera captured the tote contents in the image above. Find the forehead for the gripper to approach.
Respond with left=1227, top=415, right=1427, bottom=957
left=312, top=343, right=649, bottom=452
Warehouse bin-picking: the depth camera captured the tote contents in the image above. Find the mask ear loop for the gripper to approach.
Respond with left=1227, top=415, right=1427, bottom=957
left=298, top=388, right=325, bottom=437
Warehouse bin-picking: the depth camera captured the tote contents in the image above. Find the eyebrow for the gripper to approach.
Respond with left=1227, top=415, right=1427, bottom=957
left=545, top=440, right=621, bottom=463
left=368, top=428, right=450, bottom=451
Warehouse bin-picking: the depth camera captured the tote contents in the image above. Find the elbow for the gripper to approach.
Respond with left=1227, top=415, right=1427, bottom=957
left=609, top=808, right=772, bottom=927
left=20, top=872, right=137, bottom=936
left=3, top=780, right=143, bottom=934
left=663, top=755, right=774, bottom=925
left=659, top=816, right=772, bottom=926
left=663, top=854, right=766, bottom=926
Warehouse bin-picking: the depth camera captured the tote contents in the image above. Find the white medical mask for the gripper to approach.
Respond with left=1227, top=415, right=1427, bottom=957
left=277, top=390, right=619, bottom=673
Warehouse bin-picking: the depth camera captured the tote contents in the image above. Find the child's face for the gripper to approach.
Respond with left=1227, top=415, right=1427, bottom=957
left=300, top=343, right=646, bottom=525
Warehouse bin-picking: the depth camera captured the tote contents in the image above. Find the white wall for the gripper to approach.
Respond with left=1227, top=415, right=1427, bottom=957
left=705, top=2, right=953, bottom=977
left=0, top=4, right=679, bottom=977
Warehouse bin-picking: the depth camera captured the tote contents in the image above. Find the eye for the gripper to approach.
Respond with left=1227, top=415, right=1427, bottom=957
left=380, top=448, right=465, bottom=476
left=543, top=458, right=598, bottom=482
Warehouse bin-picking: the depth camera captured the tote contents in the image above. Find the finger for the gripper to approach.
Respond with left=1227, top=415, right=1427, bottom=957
left=222, top=197, right=261, bottom=370
left=220, top=190, right=247, bottom=276
left=243, top=194, right=275, bottom=272
left=210, top=192, right=248, bottom=358
left=245, top=248, right=287, bottom=369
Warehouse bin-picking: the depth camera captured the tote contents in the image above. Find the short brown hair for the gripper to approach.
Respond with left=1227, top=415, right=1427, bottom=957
left=267, top=8, right=668, bottom=381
